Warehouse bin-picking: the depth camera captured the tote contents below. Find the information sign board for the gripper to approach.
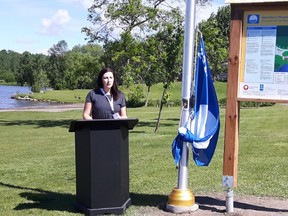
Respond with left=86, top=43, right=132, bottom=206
left=238, top=10, right=288, bottom=101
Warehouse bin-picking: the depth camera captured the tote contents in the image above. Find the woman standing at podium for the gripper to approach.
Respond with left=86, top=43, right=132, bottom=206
left=83, top=67, right=127, bottom=120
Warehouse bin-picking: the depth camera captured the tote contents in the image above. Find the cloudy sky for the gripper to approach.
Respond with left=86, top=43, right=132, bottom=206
left=0, top=0, right=226, bottom=54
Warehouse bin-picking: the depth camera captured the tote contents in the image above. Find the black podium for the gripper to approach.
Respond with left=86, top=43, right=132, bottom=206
left=69, top=118, right=138, bottom=216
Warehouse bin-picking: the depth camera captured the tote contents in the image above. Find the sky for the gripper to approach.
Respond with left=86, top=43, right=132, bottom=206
left=0, top=0, right=226, bottom=54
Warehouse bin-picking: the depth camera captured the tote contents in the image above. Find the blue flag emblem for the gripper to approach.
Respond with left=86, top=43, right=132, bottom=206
left=172, top=37, right=220, bottom=166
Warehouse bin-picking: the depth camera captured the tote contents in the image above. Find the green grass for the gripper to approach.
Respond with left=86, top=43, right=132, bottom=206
left=30, top=89, right=88, bottom=104
left=0, top=102, right=287, bottom=215
left=30, top=81, right=227, bottom=104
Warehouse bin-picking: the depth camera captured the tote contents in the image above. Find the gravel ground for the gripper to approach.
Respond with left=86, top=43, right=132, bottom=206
left=137, top=193, right=288, bottom=216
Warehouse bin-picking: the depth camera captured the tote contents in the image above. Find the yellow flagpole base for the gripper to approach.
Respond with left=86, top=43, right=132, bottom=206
left=166, top=188, right=199, bottom=213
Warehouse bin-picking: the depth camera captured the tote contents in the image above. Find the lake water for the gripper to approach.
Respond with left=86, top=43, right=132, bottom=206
left=0, top=85, right=53, bottom=109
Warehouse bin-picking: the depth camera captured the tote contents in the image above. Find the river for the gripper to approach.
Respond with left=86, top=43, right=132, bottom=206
left=0, top=85, right=53, bottom=109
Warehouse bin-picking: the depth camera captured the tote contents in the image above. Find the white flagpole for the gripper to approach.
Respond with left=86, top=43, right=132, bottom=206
left=167, top=0, right=199, bottom=213
left=178, top=0, right=197, bottom=188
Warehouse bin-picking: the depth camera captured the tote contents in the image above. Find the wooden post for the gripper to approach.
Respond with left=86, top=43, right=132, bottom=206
left=223, top=5, right=243, bottom=187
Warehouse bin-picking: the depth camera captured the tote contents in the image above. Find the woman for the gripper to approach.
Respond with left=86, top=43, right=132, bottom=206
left=83, top=67, right=127, bottom=119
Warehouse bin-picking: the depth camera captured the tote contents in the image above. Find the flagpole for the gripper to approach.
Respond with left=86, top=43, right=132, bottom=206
left=167, top=0, right=199, bottom=213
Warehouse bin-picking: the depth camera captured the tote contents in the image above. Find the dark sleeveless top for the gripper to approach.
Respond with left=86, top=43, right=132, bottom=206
left=85, top=88, right=126, bottom=119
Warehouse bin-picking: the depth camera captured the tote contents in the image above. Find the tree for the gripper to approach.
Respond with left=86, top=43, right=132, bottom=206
left=16, top=51, right=33, bottom=87
left=82, top=0, right=211, bottom=42
left=30, top=54, right=49, bottom=92
left=47, top=40, right=69, bottom=89
left=100, top=32, right=142, bottom=86
left=65, top=44, right=104, bottom=89
left=0, top=70, right=15, bottom=83
left=16, top=52, right=49, bottom=92
left=0, top=49, right=21, bottom=83
left=198, top=5, right=230, bottom=77
left=83, top=0, right=165, bottom=43
left=101, top=32, right=161, bottom=106
left=153, top=9, right=184, bottom=132
left=135, top=37, right=162, bottom=106
left=215, top=5, right=231, bottom=43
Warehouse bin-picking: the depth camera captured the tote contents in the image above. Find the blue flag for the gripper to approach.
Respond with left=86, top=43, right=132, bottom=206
left=172, top=37, right=220, bottom=166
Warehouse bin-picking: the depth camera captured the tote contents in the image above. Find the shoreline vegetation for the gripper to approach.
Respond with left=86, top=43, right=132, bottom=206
left=11, top=94, right=68, bottom=104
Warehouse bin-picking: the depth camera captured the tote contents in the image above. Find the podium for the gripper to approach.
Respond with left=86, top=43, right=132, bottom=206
left=69, top=118, right=138, bottom=216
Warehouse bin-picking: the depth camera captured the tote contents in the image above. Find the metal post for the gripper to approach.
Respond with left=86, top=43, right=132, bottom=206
left=226, top=188, right=234, bottom=213
left=166, top=0, right=199, bottom=213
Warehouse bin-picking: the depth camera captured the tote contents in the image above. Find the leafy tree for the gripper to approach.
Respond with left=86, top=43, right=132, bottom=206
left=198, top=5, right=230, bottom=77
left=47, top=40, right=69, bottom=89
left=16, top=51, right=33, bottom=87
left=0, top=49, right=21, bottom=83
left=65, top=44, right=104, bottom=89
left=30, top=54, right=49, bottom=92
left=0, top=50, right=9, bottom=73
left=8, top=50, right=21, bottom=75
left=215, top=5, right=231, bottom=43
left=83, top=0, right=165, bottom=43
left=82, top=0, right=211, bottom=43
left=100, top=32, right=141, bottom=86
left=16, top=52, right=49, bottom=92
left=0, top=71, right=15, bottom=83
left=134, top=37, right=162, bottom=106
left=153, top=8, right=184, bottom=132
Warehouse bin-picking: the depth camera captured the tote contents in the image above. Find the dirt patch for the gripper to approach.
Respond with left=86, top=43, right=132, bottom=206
left=137, top=193, right=288, bottom=216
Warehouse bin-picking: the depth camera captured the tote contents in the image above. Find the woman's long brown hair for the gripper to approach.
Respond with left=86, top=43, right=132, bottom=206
left=97, top=67, right=120, bottom=100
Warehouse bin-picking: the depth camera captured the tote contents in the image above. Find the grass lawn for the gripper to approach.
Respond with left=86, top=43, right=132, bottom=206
left=30, top=81, right=228, bottom=104
left=0, top=95, right=287, bottom=215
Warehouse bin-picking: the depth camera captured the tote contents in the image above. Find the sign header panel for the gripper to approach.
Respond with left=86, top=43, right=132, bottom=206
left=238, top=10, right=288, bottom=101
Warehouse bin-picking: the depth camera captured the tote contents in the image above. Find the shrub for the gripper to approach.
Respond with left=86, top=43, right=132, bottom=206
left=219, top=97, right=275, bottom=108
left=147, top=98, right=181, bottom=107
left=126, top=84, right=145, bottom=108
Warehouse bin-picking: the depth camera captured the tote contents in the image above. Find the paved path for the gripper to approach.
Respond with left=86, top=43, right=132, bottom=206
left=0, top=103, right=83, bottom=112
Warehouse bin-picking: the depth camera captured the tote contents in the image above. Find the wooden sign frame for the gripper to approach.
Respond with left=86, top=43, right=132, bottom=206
left=223, top=1, right=288, bottom=187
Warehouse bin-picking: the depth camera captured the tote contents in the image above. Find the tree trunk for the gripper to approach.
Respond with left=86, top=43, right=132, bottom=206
left=145, top=85, right=151, bottom=107
left=155, top=87, right=167, bottom=132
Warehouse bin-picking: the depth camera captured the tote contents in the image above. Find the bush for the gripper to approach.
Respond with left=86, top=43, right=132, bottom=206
left=219, top=97, right=275, bottom=108
left=126, top=84, right=145, bottom=108
left=147, top=99, right=159, bottom=107
left=147, top=98, right=181, bottom=107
